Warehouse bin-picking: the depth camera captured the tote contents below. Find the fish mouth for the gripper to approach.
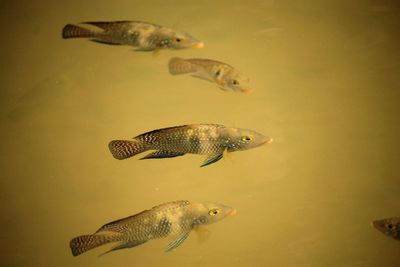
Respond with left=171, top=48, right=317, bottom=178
left=240, top=87, right=253, bottom=94
left=192, top=42, right=204, bottom=48
left=229, top=208, right=237, bottom=216
left=372, top=220, right=382, bottom=229
left=261, top=137, right=273, bottom=145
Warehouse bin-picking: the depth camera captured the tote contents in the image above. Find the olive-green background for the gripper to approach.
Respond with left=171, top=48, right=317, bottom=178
left=1, top=0, right=399, bottom=266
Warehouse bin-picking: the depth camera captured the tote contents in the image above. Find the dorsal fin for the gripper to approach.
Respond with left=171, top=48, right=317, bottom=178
left=94, top=210, right=149, bottom=234
left=94, top=201, right=190, bottom=234
left=82, top=21, right=134, bottom=29
left=135, top=124, right=225, bottom=139
left=150, top=200, right=191, bottom=212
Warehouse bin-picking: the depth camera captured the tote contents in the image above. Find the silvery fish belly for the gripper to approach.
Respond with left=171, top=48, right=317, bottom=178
left=372, top=217, right=400, bottom=241
left=168, top=58, right=252, bottom=93
left=62, top=21, right=204, bottom=51
left=108, top=124, right=272, bottom=167
left=69, top=200, right=236, bottom=256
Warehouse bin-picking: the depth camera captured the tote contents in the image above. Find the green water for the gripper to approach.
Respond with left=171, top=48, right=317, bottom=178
left=1, top=0, right=399, bottom=266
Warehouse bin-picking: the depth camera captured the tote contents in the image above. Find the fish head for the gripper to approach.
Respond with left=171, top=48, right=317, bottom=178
left=226, top=128, right=273, bottom=152
left=169, top=31, right=204, bottom=49
left=196, top=202, right=236, bottom=225
left=372, top=217, right=400, bottom=240
left=222, top=71, right=252, bottom=94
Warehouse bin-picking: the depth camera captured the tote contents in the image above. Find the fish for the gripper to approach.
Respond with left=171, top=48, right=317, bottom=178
left=168, top=58, right=252, bottom=93
left=108, top=124, right=272, bottom=167
left=62, top=21, right=204, bottom=51
left=372, top=217, right=400, bottom=241
left=69, top=200, right=236, bottom=256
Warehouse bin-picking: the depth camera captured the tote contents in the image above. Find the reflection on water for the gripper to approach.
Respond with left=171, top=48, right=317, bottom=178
left=1, top=0, right=400, bottom=266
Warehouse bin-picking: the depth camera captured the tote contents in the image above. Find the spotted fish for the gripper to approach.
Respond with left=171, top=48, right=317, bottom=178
left=62, top=21, right=204, bottom=51
left=69, top=200, right=236, bottom=256
left=168, top=58, right=252, bottom=93
left=372, top=217, right=400, bottom=241
left=109, top=124, right=272, bottom=167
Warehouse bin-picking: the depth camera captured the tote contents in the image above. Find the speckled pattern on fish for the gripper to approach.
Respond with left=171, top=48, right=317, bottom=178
left=69, top=200, right=236, bottom=256
left=108, top=124, right=272, bottom=167
left=168, top=58, right=252, bottom=93
left=62, top=21, right=204, bottom=51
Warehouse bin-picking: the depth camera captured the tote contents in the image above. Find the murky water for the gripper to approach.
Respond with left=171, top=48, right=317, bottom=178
left=1, top=0, right=400, bottom=266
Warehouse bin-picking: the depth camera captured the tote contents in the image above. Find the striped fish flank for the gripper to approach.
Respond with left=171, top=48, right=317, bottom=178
left=62, top=24, right=96, bottom=39
left=168, top=57, right=196, bottom=75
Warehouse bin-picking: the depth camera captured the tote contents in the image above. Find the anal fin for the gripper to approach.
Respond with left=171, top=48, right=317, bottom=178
left=140, top=151, right=185, bottom=160
left=90, top=39, right=122, bottom=45
left=200, top=153, right=224, bottom=167
left=100, top=240, right=147, bottom=256
left=190, top=73, right=214, bottom=83
left=134, top=48, right=154, bottom=52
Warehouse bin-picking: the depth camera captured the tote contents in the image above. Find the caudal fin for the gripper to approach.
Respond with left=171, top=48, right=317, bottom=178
left=70, top=234, right=118, bottom=256
left=168, top=57, right=195, bottom=75
left=62, top=24, right=96, bottom=39
left=108, top=140, right=146, bottom=160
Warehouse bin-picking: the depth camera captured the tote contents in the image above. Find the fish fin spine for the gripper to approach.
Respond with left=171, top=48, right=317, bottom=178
left=168, top=57, right=195, bottom=75
left=108, top=139, right=146, bottom=160
left=70, top=234, right=119, bottom=256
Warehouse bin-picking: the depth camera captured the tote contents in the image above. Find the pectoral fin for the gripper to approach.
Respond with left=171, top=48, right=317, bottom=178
left=193, top=227, right=211, bottom=243
left=200, top=153, right=223, bottom=167
left=140, top=151, right=185, bottom=160
left=165, top=230, right=191, bottom=252
left=218, top=86, right=230, bottom=92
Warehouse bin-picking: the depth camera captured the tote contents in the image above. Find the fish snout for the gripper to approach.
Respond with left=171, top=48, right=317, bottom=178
left=261, top=136, right=273, bottom=145
left=240, top=87, right=253, bottom=94
left=229, top=208, right=237, bottom=216
left=192, top=42, right=204, bottom=49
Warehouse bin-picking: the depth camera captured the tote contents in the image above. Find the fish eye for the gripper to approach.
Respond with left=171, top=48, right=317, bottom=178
left=387, top=224, right=394, bottom=229
left=232, top=80, right=239, bottom=85
left=242, top=136, right=252, bottom=141
left=175, top=38, right=182, bottom=42
left=215, top=70, right=221, bottom=76
left=208, top=209, right=220, bottom=216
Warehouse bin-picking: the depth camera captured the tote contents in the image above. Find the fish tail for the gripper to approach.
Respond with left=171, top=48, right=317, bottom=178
left=62, top=24, right=96, bottom=39
left=108, top=139, right=146, bottom=160
left=70, top=234, right=119, bottom=256
left=168, top=57, right=195, bottom=75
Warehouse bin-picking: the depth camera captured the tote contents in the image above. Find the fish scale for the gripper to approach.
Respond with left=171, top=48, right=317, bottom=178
left=70, top=201, right=236, bottom=256
left=109, top=124, right=272, bottom=167
left=62, top=21, right=204, bottom=51
left=168, top=58, right=252, bottom=93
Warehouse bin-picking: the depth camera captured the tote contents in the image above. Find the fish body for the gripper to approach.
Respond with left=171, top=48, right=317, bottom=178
left=372, top=217, right=400, bottom=241
left=62, top=21, right=204, bottom=51
left=168, top=58, right=252, bottom=93
left=109, top=124, right=272, bottom=167
left=70, top=200, right=235, bottom=256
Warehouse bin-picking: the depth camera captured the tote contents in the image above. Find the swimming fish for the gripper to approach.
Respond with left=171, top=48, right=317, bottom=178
left=62, top=21, right=204, bottom=51
left=168, top=58, right=252, bottom=93
left=70, top=200, right=235, bottom=256
left=109, top=124, right=272, bottom=167
left=372, top=217, right=400, bottom=241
